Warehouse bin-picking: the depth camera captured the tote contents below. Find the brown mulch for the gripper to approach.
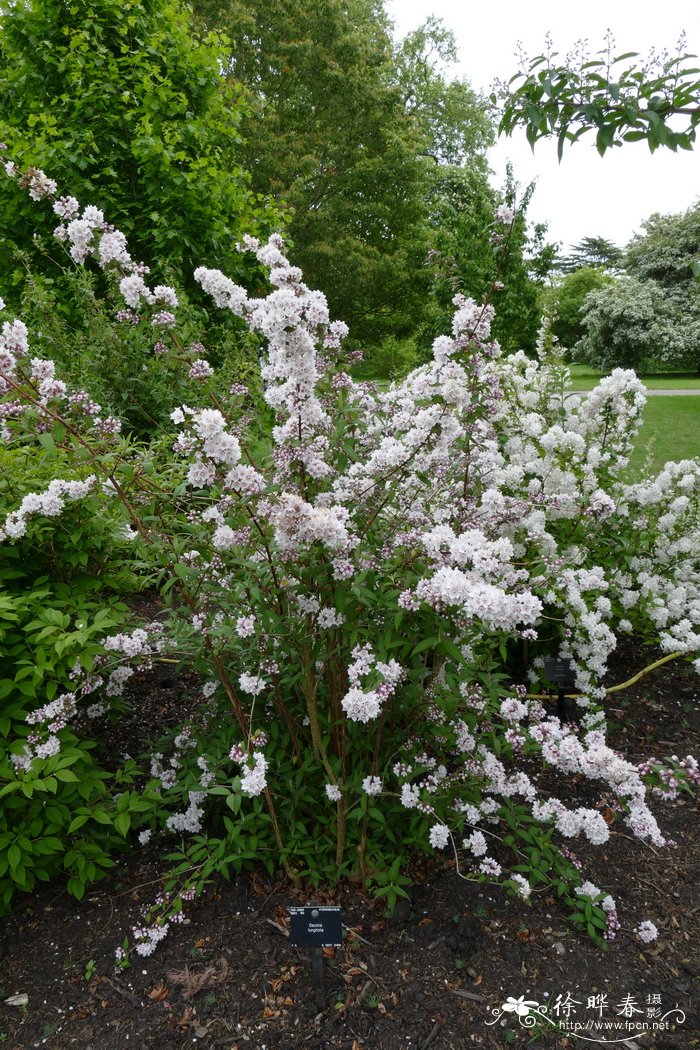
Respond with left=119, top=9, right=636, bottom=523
left=1, top=641, right=699, bottom=1049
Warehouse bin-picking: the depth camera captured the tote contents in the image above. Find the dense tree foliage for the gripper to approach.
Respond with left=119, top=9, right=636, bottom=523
left=577, top=204, right=700, bottom=373
left=578, top=277, right=697, bottom=373
left=493, top=34, right=700, bottom=158
left=549, top=266, right=615, bottom=351
left=392, top=16, right=494, bottom=167
left=423, top=167, right=556, bottom=355
left=193, top=0, right=434, bottom=344
left=625, top=204, right=700, bottom=287
left=0, top=0, right=278, bottom=288
left=192, top=0, right=554, bottom=354
left=1, top=0, right=555, bottom=363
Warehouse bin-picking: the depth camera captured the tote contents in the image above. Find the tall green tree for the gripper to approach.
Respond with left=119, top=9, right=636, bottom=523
left=392, top=16, right=494, bottom=167
left=549, top=266, right=615, bottom=350
left=0, top=0, right=277, bottom=287
left=193, top=0, right=432, bottom=344
left=192, top=1, right=507, bottom=350
left=422, top=166, right=557, bottom=355
left=555, top=236, right=622, bottom=275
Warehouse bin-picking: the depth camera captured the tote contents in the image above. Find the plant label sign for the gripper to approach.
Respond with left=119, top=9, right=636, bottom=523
left=289, top=906, right=343, bottom=948
left=543, top=655, right=575, bottom=687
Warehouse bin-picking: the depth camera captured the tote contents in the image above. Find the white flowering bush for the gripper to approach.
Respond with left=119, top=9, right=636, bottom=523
left=1, top=158, right=699, bottom=945
left=579, top=276, right=700, bottom=373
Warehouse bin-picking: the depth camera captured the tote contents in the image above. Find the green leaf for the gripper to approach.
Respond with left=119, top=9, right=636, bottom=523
left=38, top=432, right=57, bottom=456
left=411, top=637, right=439, bottom=657
left=8, top=843, right=22, bottom=871
left=114, top=812, right=131, bottom=837
left=54, top=768, right=79, bottom=783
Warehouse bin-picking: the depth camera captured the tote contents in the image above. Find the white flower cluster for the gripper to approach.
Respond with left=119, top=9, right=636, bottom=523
left=340, top=644, right=403, bottom=723
left=22, top=171, right=181, bottom=317
left=267, top=494, right=352, bottom=554
left=636, top=919, right=659, bottom=943
left=0, top=475, right=96, bottom=542
left=238, top=751, right=269, bottom=797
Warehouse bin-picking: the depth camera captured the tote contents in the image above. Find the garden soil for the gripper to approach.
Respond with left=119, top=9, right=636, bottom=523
left=1, top=641, right=698, bottom=1050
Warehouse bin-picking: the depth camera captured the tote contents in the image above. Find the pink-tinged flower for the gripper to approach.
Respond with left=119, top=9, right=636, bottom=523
left=495, top=204, right=514, bottom=225
left=26, top=167, right=57, bottom=201
left=341, top=687, right=381, bottom=723
left=238, top=673, right=266, bottom=696
left=362, top=775, right=382, bottom=796
left=240, top=751, right=268, bottom=796
left=235, top=615, right=256, bottom=638
left=188, top=359, right=214, bottom=381
left=151, top=310, right=176, bottom=328
left=464, top=830, right=488, bottom=856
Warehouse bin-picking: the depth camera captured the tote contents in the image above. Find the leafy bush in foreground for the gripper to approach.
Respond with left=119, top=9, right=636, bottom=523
left=1, top=159, right=699, bottom=950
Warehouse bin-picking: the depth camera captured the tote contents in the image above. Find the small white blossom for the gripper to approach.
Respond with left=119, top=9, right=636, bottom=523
left=362, top=775, right=382, bottom=796
left=429, top=823, right=450, bottom=850
left=636, top=920, right=659, bottom=944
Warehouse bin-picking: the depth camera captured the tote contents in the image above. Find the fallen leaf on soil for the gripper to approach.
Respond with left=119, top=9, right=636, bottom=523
left=148, top=982, right=170, bottom=1001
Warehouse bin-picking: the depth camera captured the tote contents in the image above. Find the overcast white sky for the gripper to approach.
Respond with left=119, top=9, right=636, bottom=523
left=386, top=0, right=700, bottom=254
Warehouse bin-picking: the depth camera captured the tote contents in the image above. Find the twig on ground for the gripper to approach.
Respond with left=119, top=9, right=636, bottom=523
left=103, top=976, right=142, bottom=1007
left=450, top=988, right=488, bottom=1002
left=420, top=1020, right=442, bottom=1049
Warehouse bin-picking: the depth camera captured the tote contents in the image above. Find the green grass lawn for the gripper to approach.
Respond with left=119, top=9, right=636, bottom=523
left=627, top=396, right=700, bottom=477
left=565, top=366, right=699, bottom=474
left=568, top=363, right=700, bottom=391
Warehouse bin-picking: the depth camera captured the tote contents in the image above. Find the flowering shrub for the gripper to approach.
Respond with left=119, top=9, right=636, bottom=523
left=7, top=236, right=263, bottom=436
left=0, top=570, right=159, bottom=910
left=579, top=276, right=700, bottom=373
left=1, top=158, right=699, bottom=943
left=0, top=421, right=164, bottom=910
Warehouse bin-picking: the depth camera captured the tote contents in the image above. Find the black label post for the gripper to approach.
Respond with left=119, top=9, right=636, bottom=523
left=289, top=905, right=343, bottom=1011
